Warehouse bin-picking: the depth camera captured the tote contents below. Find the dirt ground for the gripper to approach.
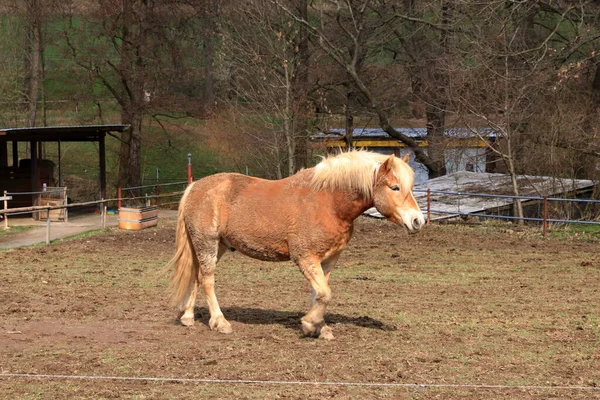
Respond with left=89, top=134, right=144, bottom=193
left=0, top=217, right=599, bottom=399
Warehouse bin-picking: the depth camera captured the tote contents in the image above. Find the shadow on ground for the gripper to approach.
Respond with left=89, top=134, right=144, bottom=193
left=190, top=306, right=396, bottom=331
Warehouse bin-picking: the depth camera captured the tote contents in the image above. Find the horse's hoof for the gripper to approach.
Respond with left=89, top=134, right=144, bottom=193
left=210, top=317, right=233, bottom=334
left=216, top=321, right=233, bottom=334
left=180, top=316, right=195, bottom=327
left=318, top=326, right=335, bottom=340
left=301, top=320, right=320, bottom=338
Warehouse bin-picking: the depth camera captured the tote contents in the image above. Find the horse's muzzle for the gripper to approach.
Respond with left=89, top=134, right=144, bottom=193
left=411, top=216, right=424, bottom=232
left=392, top=211, right=425, bottom=234
left=405, top=213, right=425, bottom=234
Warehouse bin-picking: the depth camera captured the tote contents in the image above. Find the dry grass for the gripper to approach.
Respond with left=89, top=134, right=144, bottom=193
left=0, top=218, right=599, bottom=399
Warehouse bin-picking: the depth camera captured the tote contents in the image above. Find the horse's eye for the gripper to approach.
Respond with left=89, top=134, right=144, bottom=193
left=390, top=185, right=400, bottom=192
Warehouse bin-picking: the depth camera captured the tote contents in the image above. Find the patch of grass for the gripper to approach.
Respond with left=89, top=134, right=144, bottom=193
left=548, top=223, right=600, bottom=242
left=57, top=229, right=106, bottom=242
left=0, top=225, right=34, bottom=238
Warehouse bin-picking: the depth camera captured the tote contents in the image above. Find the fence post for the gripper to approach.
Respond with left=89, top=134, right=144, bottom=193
left=63, top=187, right=68, bottom=222
left=45, top=211, right=51, bottom=244
left=3, top=190, right=8, bottom=229
left=101, top=199, right=106, bottom=230
left=426, top=188, right=431, bottom=225
left=117, top=187, right=122, bottom=210
left=156, top=185, right=160, bottom=207
left=187, top=153, right=193, bottom=184
left=543, top=196, right=548, bottom=237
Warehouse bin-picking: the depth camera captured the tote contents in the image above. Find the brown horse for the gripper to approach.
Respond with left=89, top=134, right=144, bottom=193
left=167, top=150, right=424, bottom=340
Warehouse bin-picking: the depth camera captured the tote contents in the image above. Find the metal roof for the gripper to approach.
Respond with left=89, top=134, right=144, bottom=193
left=312, top=127, right=498, bottom=140
left=0, top=124, right=130, bottom=142
left=365, top=171, right=595, bottom=220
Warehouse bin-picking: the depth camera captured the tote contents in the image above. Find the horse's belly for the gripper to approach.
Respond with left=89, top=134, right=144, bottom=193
left=223, top=237, right=291, bottom=262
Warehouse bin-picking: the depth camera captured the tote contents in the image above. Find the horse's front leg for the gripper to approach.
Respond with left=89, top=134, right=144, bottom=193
left=297, top=257, right=335, bottom=340
left=310, top=254, right=339, bottom=308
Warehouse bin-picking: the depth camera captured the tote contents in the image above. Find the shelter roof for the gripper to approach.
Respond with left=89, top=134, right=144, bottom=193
left=312, top=127, right=498, bottom=141
left=0, top=124, right=130, bottom=142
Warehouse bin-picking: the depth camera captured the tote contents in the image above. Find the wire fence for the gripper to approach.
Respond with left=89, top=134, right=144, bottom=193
left=1, top=182, right=187, bottom=244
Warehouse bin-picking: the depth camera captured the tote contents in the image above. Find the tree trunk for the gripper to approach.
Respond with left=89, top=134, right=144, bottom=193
left=284, top=60, right=295, bottom=177
left=202, top=0, right=218, bottom=110
left=424, top=1, right=451, bottom=179
left=425, top=105, right=447, bottom=178
left=292, top=0, right=309, bottom=172
left=507, top=156, right=524, bottom=223
left=117, top=0, right=147, bottom=189
left=26, top=0, right=42, bottom=128
left=345, top=83, right=355, bottom=148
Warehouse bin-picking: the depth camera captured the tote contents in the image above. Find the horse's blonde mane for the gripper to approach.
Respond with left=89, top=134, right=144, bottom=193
left=310, top=150, right=414, bottom=198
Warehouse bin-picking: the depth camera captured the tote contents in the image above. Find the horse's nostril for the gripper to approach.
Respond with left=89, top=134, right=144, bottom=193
left=413, top=217, right=423, bottom=230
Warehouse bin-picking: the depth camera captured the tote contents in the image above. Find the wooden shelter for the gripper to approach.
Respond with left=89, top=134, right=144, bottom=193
left=311, top=127, right=499, bottom=183
left=0, top=124, right=129, bottom=209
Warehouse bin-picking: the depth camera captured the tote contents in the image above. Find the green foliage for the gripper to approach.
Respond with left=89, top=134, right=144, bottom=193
left=549, top=223, right=600, bottom=242
left=0, top=225, right=34, bottom=239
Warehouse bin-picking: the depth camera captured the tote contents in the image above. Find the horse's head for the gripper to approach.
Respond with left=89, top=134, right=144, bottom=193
left=373, top=154, right=425, bottom=234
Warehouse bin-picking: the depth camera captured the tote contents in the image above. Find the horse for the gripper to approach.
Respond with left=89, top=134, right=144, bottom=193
left=167, top=150, right=425, bottom=340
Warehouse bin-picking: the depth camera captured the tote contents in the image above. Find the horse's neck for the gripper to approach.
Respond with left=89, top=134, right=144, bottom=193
left=330, top=190, right=373, bottom=223
left=292, top=168, right=373, bottom=222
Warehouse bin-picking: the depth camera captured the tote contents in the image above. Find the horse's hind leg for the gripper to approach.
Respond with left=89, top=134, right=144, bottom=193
left=179, top=280, right=199, bottom=327
left=198, top=242, right=232, bottom=334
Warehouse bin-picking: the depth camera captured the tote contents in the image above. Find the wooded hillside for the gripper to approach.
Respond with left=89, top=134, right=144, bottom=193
left=0, top=0, right=598, bottom=196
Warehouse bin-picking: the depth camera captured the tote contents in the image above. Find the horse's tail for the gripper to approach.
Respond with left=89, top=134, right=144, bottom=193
left=166, top=183, right=199, bottom=309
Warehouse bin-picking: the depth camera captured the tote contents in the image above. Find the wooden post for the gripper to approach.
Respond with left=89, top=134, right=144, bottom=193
left=117, top=187, right=122, bottom=209
left=3, top=190, right=8, bottom=229
left=543, top=196, right=548, bottom=237
left=63, top=187, right=68, bottom=222
left=31, top=140, right=39, bottom=219
left=156, top=185, right=160, bottom=207
left=57, top=138, right=63, bottom=187
left=426, top=188, right=431, bottom=225
left=0, top=142, right=7, bottom=168
left=99, top=134, right=107, bottom=201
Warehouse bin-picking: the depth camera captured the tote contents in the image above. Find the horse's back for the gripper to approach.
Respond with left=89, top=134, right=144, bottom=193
left=182, top=173, right=308, bottom=260
left=181, top=173, right=245, bottom=233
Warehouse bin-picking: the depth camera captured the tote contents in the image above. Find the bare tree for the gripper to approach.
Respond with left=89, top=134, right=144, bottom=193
left=276, top=0, right=460, bottom=177
left=62, top=0, right=216, bottom=188
left=453, top=0, right=582, bottom=220
left=221, top=0, right=313, bottom=178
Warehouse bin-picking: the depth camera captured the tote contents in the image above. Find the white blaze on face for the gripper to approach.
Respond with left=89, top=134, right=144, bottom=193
left=397, top=191, right=425, bottom=233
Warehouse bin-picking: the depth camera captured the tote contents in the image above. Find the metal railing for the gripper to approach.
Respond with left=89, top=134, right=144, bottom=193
left=0, top=190, right=186, bottom=244
left=118, top=180, right=188, bottom=209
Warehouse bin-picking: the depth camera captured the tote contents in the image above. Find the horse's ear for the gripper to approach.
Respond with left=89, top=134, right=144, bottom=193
left=401, top=154, right=410, bottom=163
left=379, top=154, right=395, bottom=175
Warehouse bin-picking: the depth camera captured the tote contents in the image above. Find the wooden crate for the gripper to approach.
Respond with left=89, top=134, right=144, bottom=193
left=118, top=206, right=158, bottom=230
left=39, top=186, right=68, bottom=221
left=38, top=199, right=67, bottom=221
